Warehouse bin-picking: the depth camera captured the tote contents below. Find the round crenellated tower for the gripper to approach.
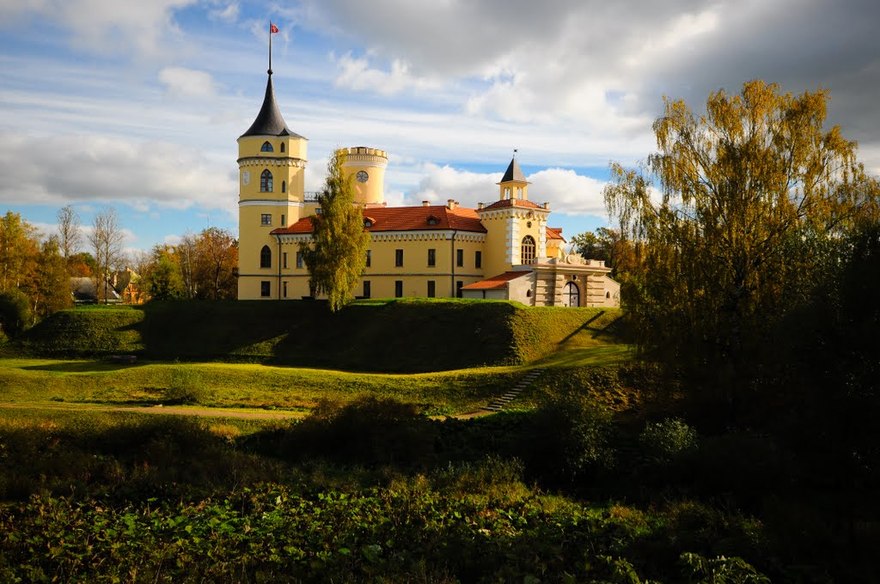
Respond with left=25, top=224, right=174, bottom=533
left=340, top=146, right=387, bottom=207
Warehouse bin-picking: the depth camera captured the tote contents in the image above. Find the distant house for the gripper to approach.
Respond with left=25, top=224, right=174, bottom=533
left=69, top=268, right=142, bottom=304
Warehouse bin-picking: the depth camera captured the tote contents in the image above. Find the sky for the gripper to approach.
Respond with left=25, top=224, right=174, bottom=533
left=1, top=0, right=879, bottom=255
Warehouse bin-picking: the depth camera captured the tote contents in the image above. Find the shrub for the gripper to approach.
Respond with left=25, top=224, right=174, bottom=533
left=640, top=417, right=699, bottom=463
left=0, top=289, right=32, bottom=339
left=523, top=392, right=616, bottom=486
left=269, top=397, right=439, bottom=468
left=162, top=368, right=205, bottom=405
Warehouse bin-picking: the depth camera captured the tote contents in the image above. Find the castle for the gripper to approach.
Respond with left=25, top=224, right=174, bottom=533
left=237, top=66, right=619, bottom=307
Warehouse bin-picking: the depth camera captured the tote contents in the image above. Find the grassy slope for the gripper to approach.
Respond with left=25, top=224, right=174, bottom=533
left=17, top=299, right=624, bottom=372
left=0, top=359, right=523, bottom=416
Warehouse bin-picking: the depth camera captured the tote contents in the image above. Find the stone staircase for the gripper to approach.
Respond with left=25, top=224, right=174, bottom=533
left=483, top=369, right=543, bottom=412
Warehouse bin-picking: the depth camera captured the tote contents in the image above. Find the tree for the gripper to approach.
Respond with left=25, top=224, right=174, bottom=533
left=604, top=80, right=879, bottom=400
left=28, top=236, right=72, bottom=318
left=57, top=205, right=82, bottom=260
left=193, top=227, right=238, bottom=300
left=88, top=208, right=126, bottom=304
left=176, top=233, right=198, bottom=299
left=300, top=150, right=370, bottom=311
left=67, top=251, right=97, bottom=277
left=141, top=245, right=185, bottom=301
left=569, top=231, right=607, bottom=262
left=0, top=211, right=38, bottom=292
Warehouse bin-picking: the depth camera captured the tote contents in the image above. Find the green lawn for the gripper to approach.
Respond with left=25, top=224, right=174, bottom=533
left=1, top=307, right=630, bottom=418
left=0, top=358, right=527, bottom=416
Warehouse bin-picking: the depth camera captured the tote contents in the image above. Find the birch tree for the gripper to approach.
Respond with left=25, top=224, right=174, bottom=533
left=604, top=80, right=880, bottom=393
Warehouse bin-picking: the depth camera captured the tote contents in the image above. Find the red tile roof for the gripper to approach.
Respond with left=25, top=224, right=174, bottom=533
left=461, top=271, right=530, bottom=290
left=479, top=198, right=546, bottom=211
left=273, top=204, right=486, bottom=235
left=546, top=226, right=565, bottom=242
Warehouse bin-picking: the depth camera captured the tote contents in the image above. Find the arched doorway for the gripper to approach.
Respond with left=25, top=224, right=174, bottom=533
left=562, top=281, right=579, bottom=307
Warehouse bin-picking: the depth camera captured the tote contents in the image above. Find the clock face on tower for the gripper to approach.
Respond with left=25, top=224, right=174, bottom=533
left=356, top=170, right=369, bottom=183
left=242, top=171, right=250, bottom=186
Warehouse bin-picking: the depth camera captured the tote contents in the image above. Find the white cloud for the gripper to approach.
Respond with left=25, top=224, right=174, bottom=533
left=159, top=67, right=218, bottom=98
left=404, top=163, right=608, bottom=217
left=409, top=163, right=498, bottom=207
left=208, top=1, right=239, bottom=23
left=0, top=0, right=198, bottom=58
left=334, top=52, right=440, bottom=96
left=528, top=168, right=608, bottom=216
left=0, top=132, right=237, bottom=218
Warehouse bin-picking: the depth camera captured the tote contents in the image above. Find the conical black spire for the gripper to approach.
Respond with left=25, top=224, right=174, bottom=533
left=240, top=73, right=303, bottom=138
left=499, top=156, right=527, bottom=183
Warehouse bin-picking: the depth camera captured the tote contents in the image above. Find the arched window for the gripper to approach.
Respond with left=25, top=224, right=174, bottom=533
left=521, top=235, right=536, bottom=265
left=260, top=245, right=271, bottom=268
left=261, top=141, right=274, bottom=152
left=260, top=170, right=273, bottom=192
left=281, top=180, right=286, bottom=193
left=280, top=143, right=285, bottom=153
left=562, top=282, right=580, bottom=307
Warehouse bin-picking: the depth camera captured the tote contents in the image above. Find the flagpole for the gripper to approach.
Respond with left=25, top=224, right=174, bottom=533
left=268, top=22, right=273, bottom=75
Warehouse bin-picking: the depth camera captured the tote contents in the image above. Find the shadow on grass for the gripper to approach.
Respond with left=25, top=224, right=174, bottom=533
left=535, top=344, right=633, bottom=368
left=22, top=361, right=142, bottom=373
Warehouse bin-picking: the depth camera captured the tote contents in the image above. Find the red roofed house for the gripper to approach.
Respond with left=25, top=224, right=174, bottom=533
left=237, top=65, right=619, bottom=307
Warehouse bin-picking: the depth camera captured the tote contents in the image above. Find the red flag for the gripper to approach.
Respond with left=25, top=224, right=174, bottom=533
left=270, top=23, right=279, bottom=34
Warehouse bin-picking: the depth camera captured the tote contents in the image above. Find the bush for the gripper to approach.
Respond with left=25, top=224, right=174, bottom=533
left=266, top=397, right=439, bottom=469
left=523, top=392, right=616, bottom=486
left=0, top=289, right=32, bottom=339
left=162, top=368, right=205, bottom=405
left=640, top=417, right=698, bottom=463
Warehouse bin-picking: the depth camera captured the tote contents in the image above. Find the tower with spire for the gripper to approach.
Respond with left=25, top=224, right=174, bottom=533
left=475, top=154, right=550, bottom=278
left=237, top=27, right=309, bottom=300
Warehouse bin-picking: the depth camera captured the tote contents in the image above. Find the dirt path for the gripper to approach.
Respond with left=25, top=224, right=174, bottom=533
left=0, top=402, right=303, bottom=420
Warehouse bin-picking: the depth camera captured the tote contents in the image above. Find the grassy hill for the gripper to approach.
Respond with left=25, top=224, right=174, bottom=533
left=16, top=299, right=623, bottom=372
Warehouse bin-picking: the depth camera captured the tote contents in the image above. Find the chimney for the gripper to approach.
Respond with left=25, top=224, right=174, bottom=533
left=477, top=202, right=484, bottom=210
left=447, top=199, right=457, bottom=210
left=543, top=202, right=550, bottom=210
left=422, top=200, right=430, bottom=207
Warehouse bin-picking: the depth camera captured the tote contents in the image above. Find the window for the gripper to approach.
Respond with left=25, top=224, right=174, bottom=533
left=261, top=141, right=273, bottom=152
left=562, top=282, right=580, bottom=307
left=260, top=169, right=273, bottom=192
left=280, top=143, right=285, bottom=153
left=365, top=249, right=371, bottom=267
left=456, top=249, right=464, bottom=267
left=363, top=280, right=371, bottom=298
left=395, top=249, right=404, bottom=267
left=427, top=248, right=436, bottom=267
left=394, top=280, right=403, bottom=298
left=282, top=252, right=288, bottom=269
left=456, top=281, right=463, bottom=298
left=261, top=214, right=272, bottom=226
left=521, top=235, right=536, bottom=265
left=260, top=281, right=271, bottom=297
left=295, top=251, right=303, bottom=269
left=260, top=246, right=272, bottom=268
left=427, top=280, right=436, bottom=298
left=281, top=214, right=285, bottom=226
left=282, top=281, right=288, bottom=298
left=475, top=251, right=482, bottom=269
left=281, top=181, right=286, bottom=193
